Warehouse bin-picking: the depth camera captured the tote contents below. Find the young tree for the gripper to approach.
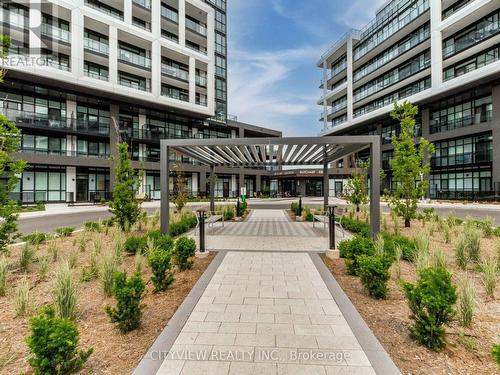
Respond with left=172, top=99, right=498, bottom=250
left=387, top=101, right=434, bottom=227
left=344, top=161, right=369, bottom=212
left=108, top=143, right=141, bottom=231
left=172, top=163, right=187, bottom=213
left=0, top=35, right=11, bottom=83
left=0, top=115, right=27, bottom=253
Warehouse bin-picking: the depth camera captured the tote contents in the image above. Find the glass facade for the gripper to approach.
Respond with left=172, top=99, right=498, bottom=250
left=444, top=44, right=500, bottom=82
left=354, top=76, right=430, bottom=118
left=353, top=50, right=430, bottom=102
left=431, top=134, right=492, bottom=168
left=443, top=9, right=500, bottom=58
left=354, top=22, right=430, bottom=82
left=12, top=166, right=66, bottom=203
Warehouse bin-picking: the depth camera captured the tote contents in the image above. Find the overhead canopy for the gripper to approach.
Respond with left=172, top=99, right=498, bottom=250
left=161, top=136, right=377, bottom=167
left=160, top=136, right=381, bottom=239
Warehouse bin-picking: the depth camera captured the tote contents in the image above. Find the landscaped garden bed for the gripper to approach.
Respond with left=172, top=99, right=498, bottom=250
left=322, top=209, right=500, bottom=374
left=0, top=213, right=214, bottom=375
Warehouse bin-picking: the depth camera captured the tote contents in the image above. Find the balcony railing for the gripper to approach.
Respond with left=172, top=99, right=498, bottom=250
left=161, top=64, right=189, bottom=81
left=161, top=88, right=189, bottom=102
left=431, top=150, right=492, bottom=167
left=1, top=10, right=27, bottom=29
left=41, top=23, right=71, bottom=43
left=85, top=0, right=123, bottom=20
left=186, top=43, right=207, bottom=55
left=119, top=77, right=151, bottom=92
left=119, top=49, right=151, bottom=69
left=196, top=96, right=208, bottom=106
left=161, top=7, right=178, bottom=23
left=84, top=37, right=109, bottom=55
left=84, top=69, right=109, bottom=81
left=196, top=75, right=207, bottom=87
left=21, top=148, right=110, bottom=159
left=186, top=18, right=207, bottom=36
left=430, top=111, right=492, bottom=133
left=2, top=109, right=110, bottom=135
left=133, top=0, right=151, bottom=9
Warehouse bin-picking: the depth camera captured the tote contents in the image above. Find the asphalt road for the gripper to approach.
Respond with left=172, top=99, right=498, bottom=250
left=16, top=200, right=500, bottom=236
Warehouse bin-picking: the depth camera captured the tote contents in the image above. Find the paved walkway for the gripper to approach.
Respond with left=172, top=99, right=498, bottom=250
left=156, top=252, right=376, bottom=375
left=197, top=210, right=345, bottom=252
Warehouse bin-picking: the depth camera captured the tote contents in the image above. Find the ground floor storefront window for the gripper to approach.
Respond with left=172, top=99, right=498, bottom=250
left=11, top=166, right=66, bottom=203
left=429, top=167, right=492, bottom=200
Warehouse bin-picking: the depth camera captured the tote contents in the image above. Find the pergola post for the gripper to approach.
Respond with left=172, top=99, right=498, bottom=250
left=209, top=165, right=215, bottom=213
left=323, top=161, right=329, bottom=210
left=369, top=138, right=381, bottom=238
left=160, top=144, right=170, bottom=235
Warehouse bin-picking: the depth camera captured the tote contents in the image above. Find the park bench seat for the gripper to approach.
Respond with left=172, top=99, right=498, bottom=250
left=313, top=214, right=328, bottom=229
left=205, top=213, right=224, bottom=228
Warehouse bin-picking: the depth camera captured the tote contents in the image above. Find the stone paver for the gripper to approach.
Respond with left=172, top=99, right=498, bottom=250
left=155, top=252, right=376, bottom=375
left=193, top=209, right=347, bottom=252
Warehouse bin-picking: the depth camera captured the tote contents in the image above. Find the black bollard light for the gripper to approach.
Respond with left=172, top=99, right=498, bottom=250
left=328, top=205, right=337, bottom=250
left=197, top=209, right=206, bottom=253
left=236, top=198, right=241, bottom=217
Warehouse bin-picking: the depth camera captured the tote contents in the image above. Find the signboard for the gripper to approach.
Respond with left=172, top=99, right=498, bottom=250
left=240, top=187, right=247, bottom=202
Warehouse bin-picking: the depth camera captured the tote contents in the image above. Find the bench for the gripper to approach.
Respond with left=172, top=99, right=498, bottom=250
left=312, top=209, right=345, bottom=238
left=195, top=212, right=224, bottom=234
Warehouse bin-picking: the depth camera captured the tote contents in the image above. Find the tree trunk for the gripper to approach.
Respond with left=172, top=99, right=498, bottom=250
left=405, top=218, right=410, bottom=227
left=356, top=205, right=360, bottom=212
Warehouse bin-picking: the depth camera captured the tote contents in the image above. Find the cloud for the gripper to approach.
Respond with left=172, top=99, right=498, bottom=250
left=228, top=46, right=321, bottom=136
left=334, top=0, right=387, bottom=29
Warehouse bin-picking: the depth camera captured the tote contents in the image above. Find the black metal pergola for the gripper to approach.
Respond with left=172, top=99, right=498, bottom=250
left=160, top=136, right=381, bottom=238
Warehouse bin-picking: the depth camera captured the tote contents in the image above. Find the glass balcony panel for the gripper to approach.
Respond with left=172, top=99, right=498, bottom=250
left=84, top=37, right=109, bottom=55
left=161, top=64, right=189, bottom=81
left=119, top=49, right=151, bottom=69
left=185, top=18, right=207, bottom=36
left=161, top=7, right=178, bottom=23
left=41, top=23, right=71, bottom=43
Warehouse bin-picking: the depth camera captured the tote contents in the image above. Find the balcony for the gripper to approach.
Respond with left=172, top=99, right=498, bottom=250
left=431, top=150, right=492, bottom=167
left=133, top=0, right=151, bottom=10
left=186, top=42, right=207, bottom=55
left=84, top=37, right=109, bottom=55
left=1, top=10, right=27, bottom=29
left=196, top=95, right=207, bottom=106
left=85, top=0, right=124, bottom=20
left=430, top=111, right=492, bottom=134
left=84, top=69, right=109, bottom=81
left=196, top=75, right=207, bottom=87
left=162, top=87, right=189, bottom=102
left=186, top=18, right=207, bottom=36
left=161, top=64, right=189, bottom=81
left=119, top=49, right=151, bottom=69
left=119, top=77, right=151, bottom=92
left=21, top=148, right=109, bottom=159
left=2, top=109, right=109, bottom=135
left=161, top=6, right=178, bottom=23
left=41, top=23, right=71, bottom=43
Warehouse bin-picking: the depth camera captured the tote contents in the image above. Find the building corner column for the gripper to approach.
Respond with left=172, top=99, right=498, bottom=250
left=491, top=85, right=500, bottom=200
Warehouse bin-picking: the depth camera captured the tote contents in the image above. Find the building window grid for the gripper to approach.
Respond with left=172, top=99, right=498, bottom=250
left=432, top=134, right=492, bottom=168
left=354, top=0, right=430, bottom=61
left=443, top=9, right=500, bottom=59
left=353, top=22, right=430, bottom=82
left=444, top=44, right=500, bottom=81
left=430, top=95, right=493, bottom=134
left=354, top=76, right=430, bottom=118
left=353, top=50, right=431, bottom=102
left=442, top=0, right=473, bottom=19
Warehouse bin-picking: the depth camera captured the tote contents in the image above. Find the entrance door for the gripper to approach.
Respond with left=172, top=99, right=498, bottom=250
left=223, top=181, right=230, bottom=198
left=335, top=181, right=343, bottom=197
left=76, top=176, right=88, bottom=202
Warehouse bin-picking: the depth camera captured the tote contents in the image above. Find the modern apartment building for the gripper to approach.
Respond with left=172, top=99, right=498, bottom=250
left=0, top=0, right=280, bottom=203
left=318, top=0, right=500, bottom=200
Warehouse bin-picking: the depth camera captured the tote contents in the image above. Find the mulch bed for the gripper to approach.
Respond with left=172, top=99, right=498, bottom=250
left=321, top=215, right=499, bottom=375
left=0, top=227, right=214, bottom=375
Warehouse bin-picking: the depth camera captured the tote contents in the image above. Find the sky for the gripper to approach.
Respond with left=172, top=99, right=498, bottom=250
left=226, top=0, right=387, bottom=137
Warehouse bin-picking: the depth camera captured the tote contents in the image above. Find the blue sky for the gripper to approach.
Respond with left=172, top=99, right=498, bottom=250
left=227, top=0, right=386, bottom=136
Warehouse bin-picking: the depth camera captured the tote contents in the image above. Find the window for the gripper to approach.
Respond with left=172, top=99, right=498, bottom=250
left=84, top=61, right=109, bottom=81
left=444, top=44, right=500, bottom=81
left=215, top=55, right=226, bottom=77
left=215, top=32, right=226, bottom=55
left=161, top=85, right=189, bottom=101
left=215, top=78, right=226, bottom=101
left=77, top=104, right=110, bottom=134
left=430, top=94, right=492, bottom=134
left=118, top=71, right=150, bottom=92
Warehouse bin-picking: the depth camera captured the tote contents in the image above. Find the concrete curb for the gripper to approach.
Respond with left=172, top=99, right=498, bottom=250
left=132, top=250, right=227, bottom=375
left=310, top=253, right=401, bottom=375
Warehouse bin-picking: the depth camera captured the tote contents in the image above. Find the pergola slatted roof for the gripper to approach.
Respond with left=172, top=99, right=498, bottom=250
left=160, top=136, right=381, bottom=238
left=162, top=136, right=377, bottom=167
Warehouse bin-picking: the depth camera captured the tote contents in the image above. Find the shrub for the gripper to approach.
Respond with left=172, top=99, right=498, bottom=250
left=175, top=236, right=197, bottom=270
left=393, top=245, right=402, bottom=281
left=403, top=266, right=456, bottom=351
left=105, top=271, right=145, bottom=332
left=357, top=255, right=392, bottom=299
left=382, top=233, right=416, bottom=261
left=456, top=226, right=481, bottom=267
left=338, top=236, right=375, bottom=276
left=134, top=252, right=146, bottom=273
left=84, top=221, right=101, bottom=232
left=146, top=230, right=175, bottom=253
left=222, top=206, right=235, bottom=221
left=414, top=232, right=430, bottom=254
left=14, top=278, right=30, bottom=316
left=55, top=227, right=74, bottom=237
left=68, top=250, right=78, bottom=269
left=456, top=274, right=475, bottom=327
left=26, top=306, right=92, bottom=375
left=148, top=246, right=174, bottom=293
left=19, top=243, right=35, bottom=272
left=492, top=344, right=500, bottom=369
left=0, top=257, right=7, bottom=296
left=54, top=262, right=78, bottom=320
left=49, top=241, right=59, bottom=263
left=430, top=248, right=447, bottom=270
left=480, top=257, right=497, bottom=298
left=341, top=217, right=370, bottom=237
left=101, top=218, right=114, bottom=228
left=22, top=231, right=48, bottom=246
left=455, top=239, right=468, bottom=270
left=101, top=251, right=117, bottom=297
left=373, top=234, right=385, bottom=256
left=81, top=249, right=99, bottom=282
left=124, top=236, right=147, bottom=254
